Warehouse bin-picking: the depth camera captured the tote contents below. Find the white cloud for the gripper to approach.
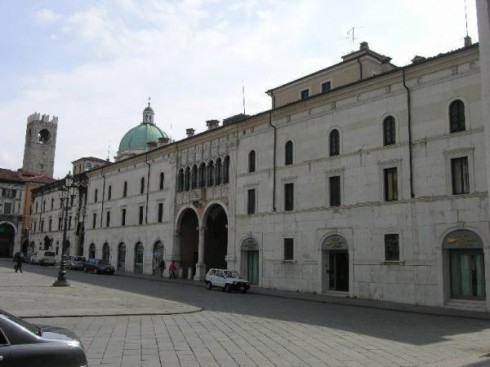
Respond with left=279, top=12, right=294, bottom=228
left=33, top=8, right=60, bottom=23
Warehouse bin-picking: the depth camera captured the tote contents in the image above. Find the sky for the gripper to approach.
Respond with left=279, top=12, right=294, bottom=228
left=0, top=0, right=479, bottom=179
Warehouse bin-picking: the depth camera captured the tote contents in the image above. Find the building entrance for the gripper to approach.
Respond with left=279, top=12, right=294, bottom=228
left=0, top=223, right=15, bottom=258
left=204, top=205, right=227, bottom=270
left=443, top=229, right=486, bottom=301
left=322, top=234, right=349, bottom=293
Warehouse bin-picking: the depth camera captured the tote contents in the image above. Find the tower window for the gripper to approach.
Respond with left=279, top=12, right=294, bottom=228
left=449, top=100, right=466, bottom=133
left=248, top=150, right=256, bottom=173
left=285, top=141, right=293, bottom=166
left=37, top=129, right=50, bottom=144
left=383, top=116, right=396, bottom=146
left=329, top=129, right=340, bottom=156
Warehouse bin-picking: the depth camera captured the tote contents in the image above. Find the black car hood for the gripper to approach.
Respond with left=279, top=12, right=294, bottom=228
left=39, top=325, right=83, bottom=346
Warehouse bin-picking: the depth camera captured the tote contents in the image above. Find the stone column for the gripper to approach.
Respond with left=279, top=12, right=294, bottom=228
left=173, top=230, right=181, bottom=274
left=194, top=226, right=206, bottom=281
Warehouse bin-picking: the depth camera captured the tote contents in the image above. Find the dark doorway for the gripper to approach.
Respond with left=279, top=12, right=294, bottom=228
left=117, top=243, right=126, bottom=271
left=204, top=205, right=228, bottom=270
left=0, top=223, right=15, bottom=258
left=329, top=250, right=349, bottom=291
left=180, top=209, right=199, bottom=278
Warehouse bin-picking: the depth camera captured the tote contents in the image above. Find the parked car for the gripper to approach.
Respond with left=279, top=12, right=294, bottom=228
left=83, top=258, right=115, bottom=274
left=0, top=308, right=88, bottom=367
left=66, top=256, right=87, bottom=270
left=30, top=251, right=56, bottom=266
left=205, top=268, right=250, bottom=293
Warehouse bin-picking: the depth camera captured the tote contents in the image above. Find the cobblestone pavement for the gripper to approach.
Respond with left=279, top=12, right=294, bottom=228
left=2, top=261, right=490, bottom=367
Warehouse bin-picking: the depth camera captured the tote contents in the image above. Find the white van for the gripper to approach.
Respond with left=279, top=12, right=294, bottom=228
left=30, top=251, right=56, bottom=266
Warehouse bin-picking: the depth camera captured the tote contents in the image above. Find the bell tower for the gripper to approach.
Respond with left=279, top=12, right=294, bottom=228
left=22, top=113, right=58, bottom=178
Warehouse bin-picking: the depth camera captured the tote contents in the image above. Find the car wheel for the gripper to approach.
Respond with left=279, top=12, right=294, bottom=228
left=224, top=284, right=231, bottom=293
left=241, top=288, right=247, bottom=294
left=206, top=281, right=212, bottom=290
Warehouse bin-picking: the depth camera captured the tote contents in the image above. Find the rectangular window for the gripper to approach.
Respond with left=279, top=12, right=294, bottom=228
left=159, top=172, right=164, bottom=190
left=68, top=216, right=72, bottom=230
left=33, top=221, right=36, bottom=233
left=300, top=89, right=309, bottom=100
left=121, top=208, right=126, bottom=226
left=329, top=176, right=341, bottom=207
left=40, top=220, right=44, bottom=232
left=48, top=218, right=52, bottom=231
left=384, top=167, right=398, bottom=201
left=139, top=205, right=144, bottom=225
left=158, top=203, right=163, bottom=223
left=284, top=183, right=294, bottom=211
left=247, top=189, right=256, bottom=215
left=384, top=234, right=400, bottom=261
left=3, top=202, right=12, bottom=214
left=92, top=213, right=97, bottom=229
left=58, top=217, right=62, bottom=231
left=2, top=189, right=16, bottom=198
left=451, top=157, right=469, bottom=195
left=284, top=238, right=294, bottom=261
left=108, top=185, right=112, bottom=200
left=106, top=211, right=111, bottom=227
left=321, top=81, right=331, bottom=93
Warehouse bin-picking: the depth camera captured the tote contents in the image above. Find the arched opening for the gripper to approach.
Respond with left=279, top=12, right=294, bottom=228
left=43, top=235, right=51, bottom=250
left=179, top=209, right=199, bottom=279
left=134, top=242, right=144, bottom=274
left=117, top=243, right=126, bottom=271
left=152, top=241, right=165, bottom=276
left=102, top=243, right=110, bottom=263
left=204, top=204, right=228, bottom=270
left=89, top=243, right=96, bottom=259
left=443, top=229, right=486, bottom=301
left=322, top=234, right=349, bottom=292
left=0, top=223, right=15, bottom=258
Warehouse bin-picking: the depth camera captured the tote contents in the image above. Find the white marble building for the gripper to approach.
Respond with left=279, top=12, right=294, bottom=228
left=30, top=34, right=490, bottom=311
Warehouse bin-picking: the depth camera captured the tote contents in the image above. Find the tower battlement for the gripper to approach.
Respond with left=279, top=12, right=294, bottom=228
left=27, top=112, right=58, bottom=124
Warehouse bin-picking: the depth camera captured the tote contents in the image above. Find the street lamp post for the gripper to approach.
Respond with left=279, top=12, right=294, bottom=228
left=53, top=172, right=74, bottom=287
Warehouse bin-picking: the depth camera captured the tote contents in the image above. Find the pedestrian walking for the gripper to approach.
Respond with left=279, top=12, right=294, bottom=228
left=13, top=252, right=23, bottom=273
left=159, top=259, right=166, bottom=278
left=169, top=260, right=177, bottom=279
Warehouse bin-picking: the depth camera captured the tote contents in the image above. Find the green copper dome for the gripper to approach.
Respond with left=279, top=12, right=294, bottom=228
left=118, top=123, right=168, bottom=152
left=116, top=102, right=170, bottom=160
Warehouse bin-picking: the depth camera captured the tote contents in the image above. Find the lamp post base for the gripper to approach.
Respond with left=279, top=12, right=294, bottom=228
left=52, top=278, right=70, bottom=287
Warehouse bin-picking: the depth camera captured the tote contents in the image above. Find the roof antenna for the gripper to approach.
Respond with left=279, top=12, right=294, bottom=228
left=242, top=81, right=246, bottom=114
left=107, top=143, right=111, bottom=162
left=346, top=27, right=356, bottom=45
left=464, top=0, right=472, bottom=46
left=148, top=96, right=151, bottom=107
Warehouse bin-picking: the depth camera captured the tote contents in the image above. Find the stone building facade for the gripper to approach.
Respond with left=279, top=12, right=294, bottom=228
left=29, top=37, right=490, bottom=311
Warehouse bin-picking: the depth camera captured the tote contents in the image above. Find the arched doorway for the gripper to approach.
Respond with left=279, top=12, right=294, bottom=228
left=117, top=243, right=126, bottom=271
left=179, top=209, right=199, bottom=279
left=204, top=204, right=228, bottom=270
left=152, top=241, right=165, bottom=276
left=443, top=229, right=486, bottom=300
left=102, top=243, right=110, bottom=263
left=134, top=242, right=144, bottom=274
left=89, top=243, right=96, bottom=259
left=322, top=234, right=349, bottom=292
left=241, top=238, right=259, bottom=284
left=0, top=223, right=15, bottom=258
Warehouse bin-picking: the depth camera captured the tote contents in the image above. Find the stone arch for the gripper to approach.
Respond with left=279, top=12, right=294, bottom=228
left=202, top=203, right=228, bottom=270
left=177, top=208, right=199, bottom=279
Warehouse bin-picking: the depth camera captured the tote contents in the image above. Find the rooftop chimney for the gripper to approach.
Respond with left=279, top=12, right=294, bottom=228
left=206, top=119, right=219, bottom=130
left=360, top=41, right=369, bottom=51
left=411, top=55, right=427, bottom=64
left=464, top=35, right=472, bottom=47
left=158, top=137, right=170, bottom=146
left=186, top=128, right=195, bottom=138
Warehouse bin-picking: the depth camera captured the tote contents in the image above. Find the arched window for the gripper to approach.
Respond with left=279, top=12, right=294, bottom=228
left=178, top=168, right=184, bottom=192
left=223, top=156, right=230, bottom=184
left=248, top=150, right=256, bottom=173
left=102, top=243, right=110, bottom=263
left=199, top=163, right=206, bottom=188
left=383, top=116, right=396, bottom=146
left=285, top=140, right=293, bottom=165
left=191, top=165, right=198, bottom=189
left=184, top=167, right=191, bottom=191
left=216, top=158, right=222, bottom=185
left=329, top=129, right=340, bottom=156
left=450, top=99, right=466, bottom=132
left=207, top=161, right=215, bottom=186
left=123, top=181, right=127, bottom=197
left=140, top=177, right=145, bottom=194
